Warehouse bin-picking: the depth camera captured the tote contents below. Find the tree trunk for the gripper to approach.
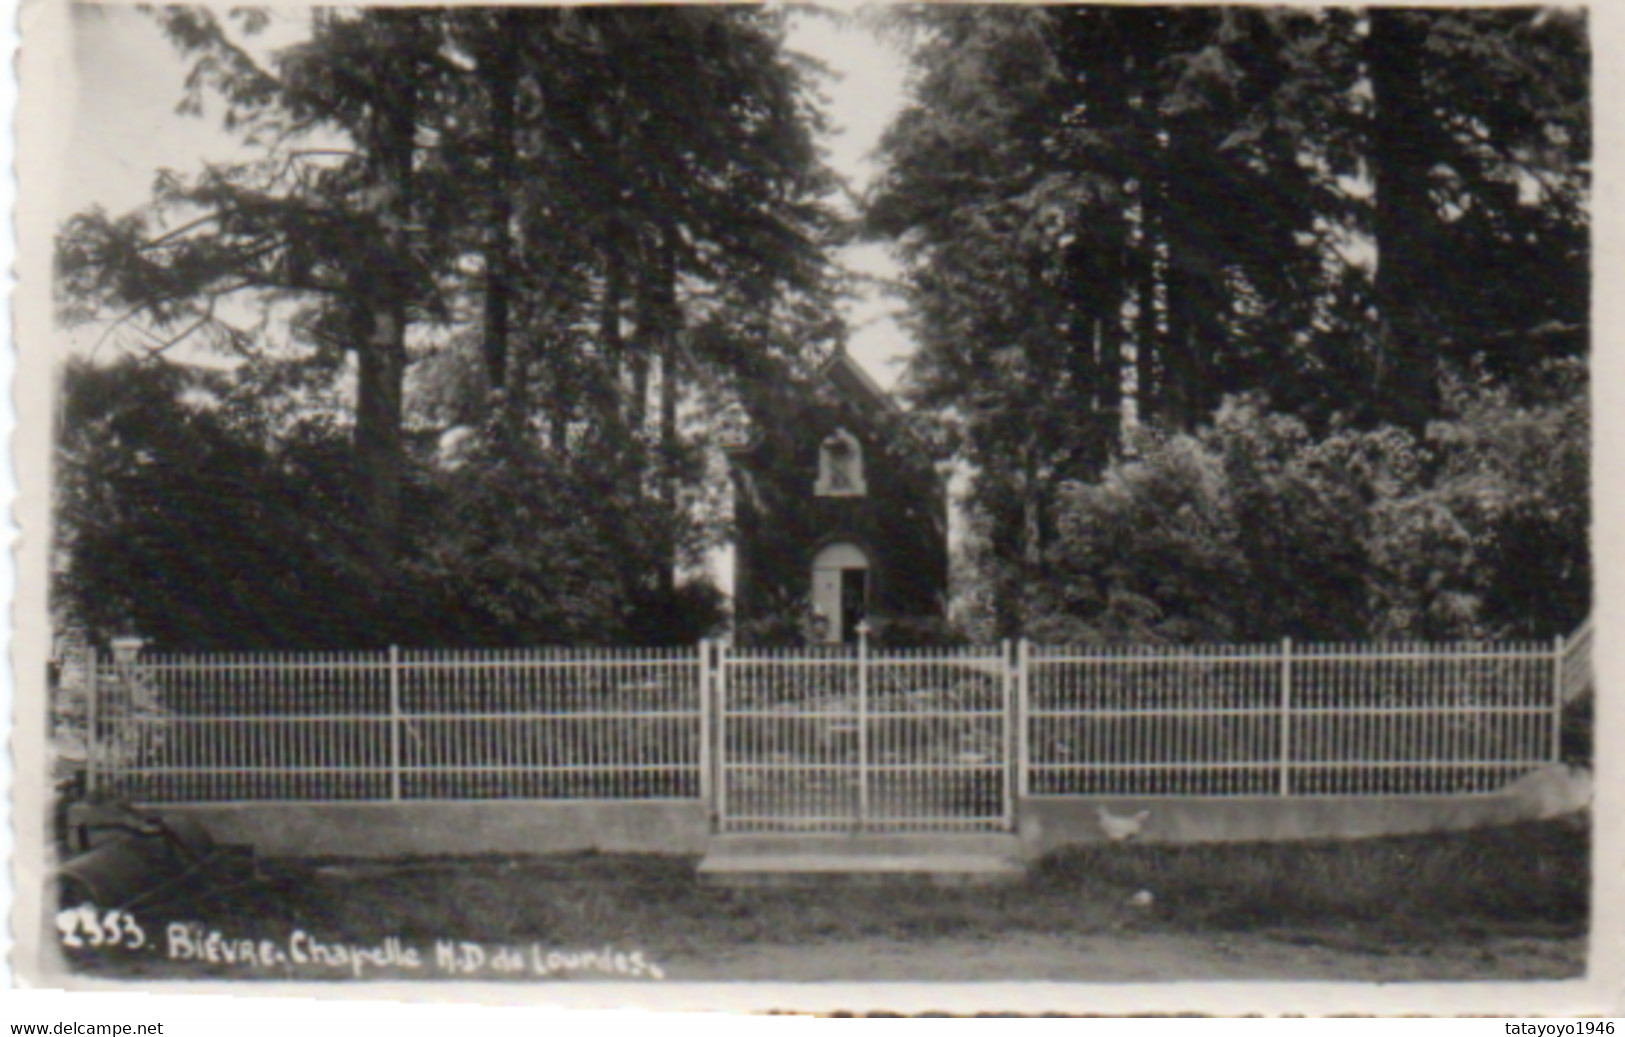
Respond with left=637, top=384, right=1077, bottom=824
left=355, top=317, right=407, bottom=572
left=1133, top=180, right=1164, bottom=431
left=1162, top=267, right=1195, bottom=432
left=1368, top=9, right=1440, bottom=428
left=1095, top=314, right=1122, bottom=469
left=627, top=234, right=658, bottom=488
left=1134, top=263, right=1158, bottom=433
left=352, top=67, right=417, bottom=581
left=482, top=15, right=519, bottom=401
left=655, top=233, right=681, bottom=598
left=547, top=374, right=569, bottom=456
left=1015, top=433, right=1045, bottom=634
left=628, top=348, right=650, bottom=447
left=599, top=236, right=628, bottom=437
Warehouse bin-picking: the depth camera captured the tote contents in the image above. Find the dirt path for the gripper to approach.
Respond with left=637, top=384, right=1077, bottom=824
left=658, top=931, right=1584, bottom=983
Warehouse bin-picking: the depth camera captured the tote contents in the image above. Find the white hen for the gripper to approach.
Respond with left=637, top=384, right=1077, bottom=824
left=1096, top=805, right=1151, bottom=841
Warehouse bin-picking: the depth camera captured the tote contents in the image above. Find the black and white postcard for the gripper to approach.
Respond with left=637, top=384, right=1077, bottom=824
left=10, top=0, right=1623, bottom=1019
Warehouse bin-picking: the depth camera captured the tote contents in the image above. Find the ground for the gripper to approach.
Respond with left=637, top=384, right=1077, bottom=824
left=660, top=930, right=1582, bottom=983
left=54, top=820, right=1588, bottom=984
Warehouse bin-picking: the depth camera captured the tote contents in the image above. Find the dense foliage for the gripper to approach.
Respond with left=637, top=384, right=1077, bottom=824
left=869, top=5, right=1589, bottom=637
left=53, top=357, right=727, bottom=648
left=1028, top=363, right=1587, bottom=644
left=55, top=6, right=832, bottom=648
left=55, top=6, right=1591, bottom=649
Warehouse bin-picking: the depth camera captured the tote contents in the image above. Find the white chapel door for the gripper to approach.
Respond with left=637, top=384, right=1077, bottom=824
left=811, top=542, right=869, bottom=644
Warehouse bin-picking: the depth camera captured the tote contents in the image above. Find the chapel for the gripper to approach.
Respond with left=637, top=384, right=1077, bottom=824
left=724, top=350, right=948, bottom=643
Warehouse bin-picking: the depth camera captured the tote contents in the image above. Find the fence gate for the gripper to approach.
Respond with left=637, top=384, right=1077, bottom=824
left=714, top=641, right=1013, bottom=832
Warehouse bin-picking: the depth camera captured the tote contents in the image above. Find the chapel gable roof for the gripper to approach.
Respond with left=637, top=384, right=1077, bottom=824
left=721, top=349, right=908, bottom=459
left=817, top=349, right=902, bottom=416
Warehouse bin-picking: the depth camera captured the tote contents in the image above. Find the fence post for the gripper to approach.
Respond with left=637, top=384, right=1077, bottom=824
left=389, top=645, right=402, bottom=802
left=999, top=639, right=1015, bottom=830
left=84, top=646, right=100, bottom=797
left=1279, top=637, right=1293, bottom=797
left=104, top=638, right=143, bottom=799
left=1016, top=638, right=1031, bottom=801
left=698, top=639, right=713, bottom=807
left=715, top=640, right=730, bottom=831
left=857, top=621, right=870, bottom=828
left=1551, top=634, right=1566, bottom=763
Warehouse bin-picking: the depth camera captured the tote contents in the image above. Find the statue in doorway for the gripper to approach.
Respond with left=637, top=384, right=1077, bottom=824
left=816, top=428, right=866, bottom=497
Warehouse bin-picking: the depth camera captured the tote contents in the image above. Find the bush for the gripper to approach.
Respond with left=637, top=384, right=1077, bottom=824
left=1042, top=365, right=1588, bottom=643
left=623, top=583, right=729, bottom=647
left=734, top=594, right=823, bottom=647
left=54, top=357, right=724, bottom=650
left=1560, top=689, right=1593, bottom=767
left=868, top=615, right=971, bottom=648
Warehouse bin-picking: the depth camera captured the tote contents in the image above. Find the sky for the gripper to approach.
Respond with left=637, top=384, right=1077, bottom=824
left=57, top=4, right=919, bottom=388
left=785, top=10, right=916, bottom=390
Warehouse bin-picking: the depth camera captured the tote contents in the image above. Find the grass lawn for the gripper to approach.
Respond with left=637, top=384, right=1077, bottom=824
left=59, top=818, right=1588, bottom=983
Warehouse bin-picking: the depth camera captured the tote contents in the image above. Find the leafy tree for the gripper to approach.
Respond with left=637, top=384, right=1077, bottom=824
left=57, top=7, right=465, bottom=580
left=1366, top=360, right=1589, bottom=638
left=527, top=5, right=835, bottom=593
left=1042, top=398, right=1395, bottom=643
left=866, top=6, right=1120, bottom=632
left=53, top=355, right=730, bottom=650
left=870, top=6, right=1587, bottom=633
left=872, top=6, right=1588, bottom=430
left=406, top=6, right=837, bottom=599
left=1360, top=9, right=1588, bottom=425
left=57, top=6, right=838, bottom=644
left=396, top=432, right=683, bottom=648
left=868, top=7, right=1370, bottom=631
left=53, top=356, right=383, bottom=648
left=1040, top=430, right=1246, bottom=644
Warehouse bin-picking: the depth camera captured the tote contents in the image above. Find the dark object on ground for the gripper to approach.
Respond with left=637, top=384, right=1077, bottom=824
left=56, top=790, right=256, bottom=913
left=1561, top=688, right=1593, bottom=767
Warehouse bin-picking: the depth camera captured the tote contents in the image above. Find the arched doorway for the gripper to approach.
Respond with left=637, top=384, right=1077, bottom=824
left=811, top=541, right=869, bottom=644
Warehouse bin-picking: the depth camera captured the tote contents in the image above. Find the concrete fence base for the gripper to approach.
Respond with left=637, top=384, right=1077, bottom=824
left=134, top=765, right=1589, bottom=860
left=152, top=800, right=712, bottom=859
left=1021, top=783, right=1586, bottom=853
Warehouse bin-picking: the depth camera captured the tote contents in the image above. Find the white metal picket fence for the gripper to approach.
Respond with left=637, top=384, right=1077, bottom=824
left=716, top=643, right=1012, bottom=832
left=86, top=647, right=705, bottom=803
left=1024, top=639, right=1566, bottom=798
left=79, top=630, right=1584, bottom=818
left=1560, top=615, right=1593, bottom=705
